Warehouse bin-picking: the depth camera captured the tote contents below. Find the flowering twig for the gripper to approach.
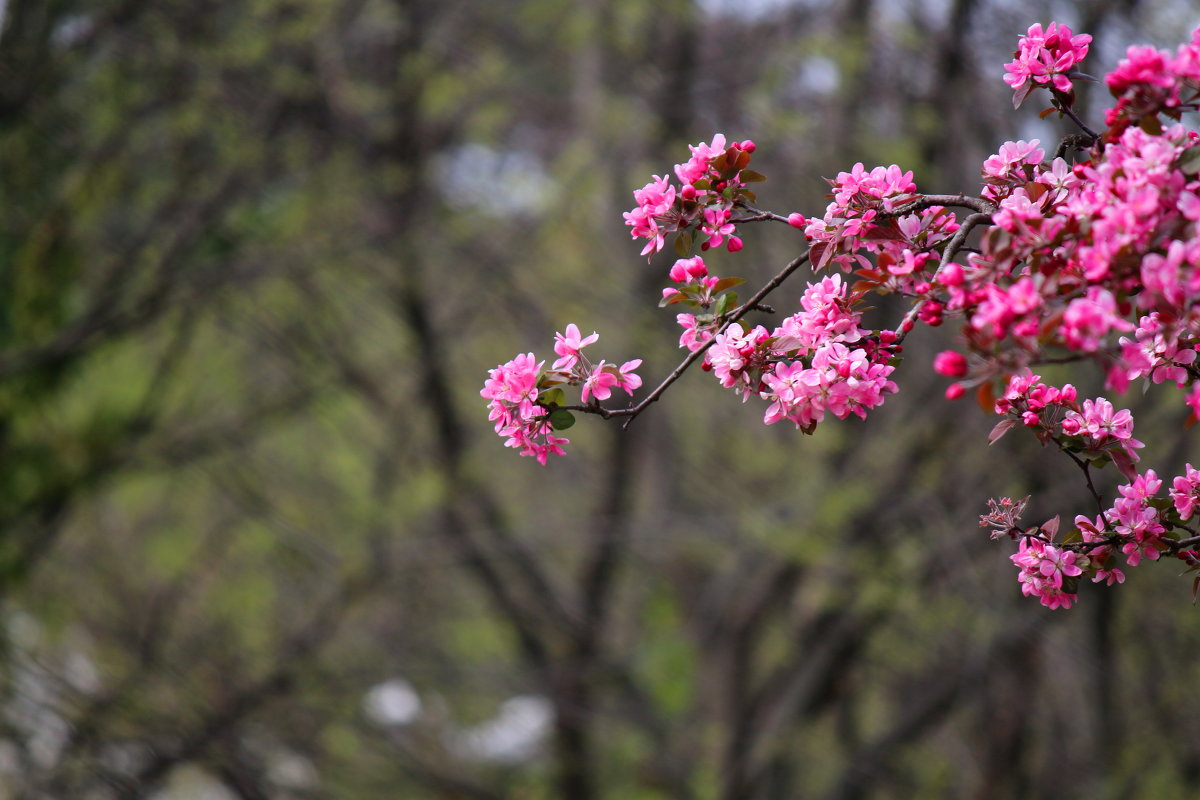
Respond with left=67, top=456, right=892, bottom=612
left=894, top=210, right=993, bottom=343
left=562, top=252, right=812, bottom=428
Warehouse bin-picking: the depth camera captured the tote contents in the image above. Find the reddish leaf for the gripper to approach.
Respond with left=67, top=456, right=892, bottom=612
left=1111, top=449, right=1140, bottom=482
left=1040, top=515, right=1061, bottom=539
left=989, top=418, right=1017, bottom=445
left=809, top=241, right=832, bottom=270
left=1024, top=181, right=1049, bottom=203
left=977, top=382, right=997, bottom=414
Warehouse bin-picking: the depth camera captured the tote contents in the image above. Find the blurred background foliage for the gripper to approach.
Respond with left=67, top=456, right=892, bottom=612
left=1, top=0, right=1199, bottom=798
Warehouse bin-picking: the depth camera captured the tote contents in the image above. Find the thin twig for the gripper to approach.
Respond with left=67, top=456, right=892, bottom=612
left=879, top=194, right=995, bottom=218
left=733, top=201, right=793, bottom=225
left=1058, top=103, right=1100, bottom=142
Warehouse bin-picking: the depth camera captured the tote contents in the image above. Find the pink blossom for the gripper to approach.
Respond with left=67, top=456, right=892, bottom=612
left=1188, top=384, right=1200, bottom=421
left=701, top=207, right=736, bottom=250
left=615, top=360, right=643, bottom=394
left=1061, top=397, right=1143, bottom=459
left=1011, top=537, right=1081, bottom=609
left=674, top=134, right=728, bottom=185
left=1107, top=45, right=1177, bottom=93
left=982, top=140, right=1045, bottom=199
left=669, top=256, right=709, bottom=283
left=482, top=353, right=570, bottom=464
left=1171, top=464, right=1200, bottom=520
left=1060, top=287, right=1133, bottom=352
left=624, top=175, right=677, bottom=256
left=482, top=353, right=543, bottom=429
left=581, top=362, right=620, bottom=403
left=676, top=313, right=714, bottom=352
left=1003, top=22, right=1092, bottom=96
left=552, top=324, right=599, bottom=370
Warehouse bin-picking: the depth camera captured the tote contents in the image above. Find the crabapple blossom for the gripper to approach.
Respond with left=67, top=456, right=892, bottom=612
left=1010, top=537, right=1083, bottom=609
left=553, top=324, right=599, bottom=370
left=489, top=20, right=1200, bottom=607
left=1003, top=22, right=1092, bottom=100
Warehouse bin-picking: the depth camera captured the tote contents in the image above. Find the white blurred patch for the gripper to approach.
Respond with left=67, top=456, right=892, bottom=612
left=363, top=678, right=422, bottom=727
left=268, top=750, right=319, bottom=790
left=796, top=55, right=840, bottom=96
left=453, top=695, right=552, bottom=764
left=438, top=144, right=552, bottom=218
left=148, top=766, right=237, bottom=800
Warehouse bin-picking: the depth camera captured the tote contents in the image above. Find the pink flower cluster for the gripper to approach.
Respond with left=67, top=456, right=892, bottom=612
left=623, top=135, right=759, bottom=258
left=1011, top=536, right=1083, bottom=609
left=482, top=326, right=642, bottom=464
left=990, top=373, right=1143, bottom=472
left=481, top=353, right=568, bottom=465
left=661, top=256, right=733, bottom=353
left=937, top=120, right=1200, bottom=414
left=1001, top=461, right=1195, bottom=606
left=1002, top=22, right=1092, bottom=104
left=805, top=164, right=941, bottom=273
left=1105, top=30, right=1200, bottom=133
left=702, top=275, right=898, bottom=432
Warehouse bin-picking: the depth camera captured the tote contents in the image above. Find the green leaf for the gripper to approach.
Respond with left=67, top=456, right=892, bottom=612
left=541, top=388, right=565, bottom=406
left=739, top=169, right=766, bottom=183
left=713, top=277, right=745, bottom=292
left=674, top=231, right=693, bottom=257
left=548, top=408, right=576, bottom=430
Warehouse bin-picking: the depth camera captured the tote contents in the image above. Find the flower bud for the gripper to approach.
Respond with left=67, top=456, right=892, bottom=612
left=933, top=350, right=969, bottom=378
left=939, top=262, right=965, bottom=286
left=787, top=212, right=807, bottom=229
left=945, top=383, right=966, bottom=400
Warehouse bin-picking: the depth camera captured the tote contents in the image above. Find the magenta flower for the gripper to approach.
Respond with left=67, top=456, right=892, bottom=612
left=581, top=362, right=619, bottom=403
left=1003, top=22, right=1092, bottom=102
left=552, top=323, right=600, bottom=371
left=1171, top=464, right=1200, bottom=520
left=615, top=360, right=643, bottom=394
left=1011, top=537, right=1081, bottom=609
left=669, top=256, right=709, bottom=283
